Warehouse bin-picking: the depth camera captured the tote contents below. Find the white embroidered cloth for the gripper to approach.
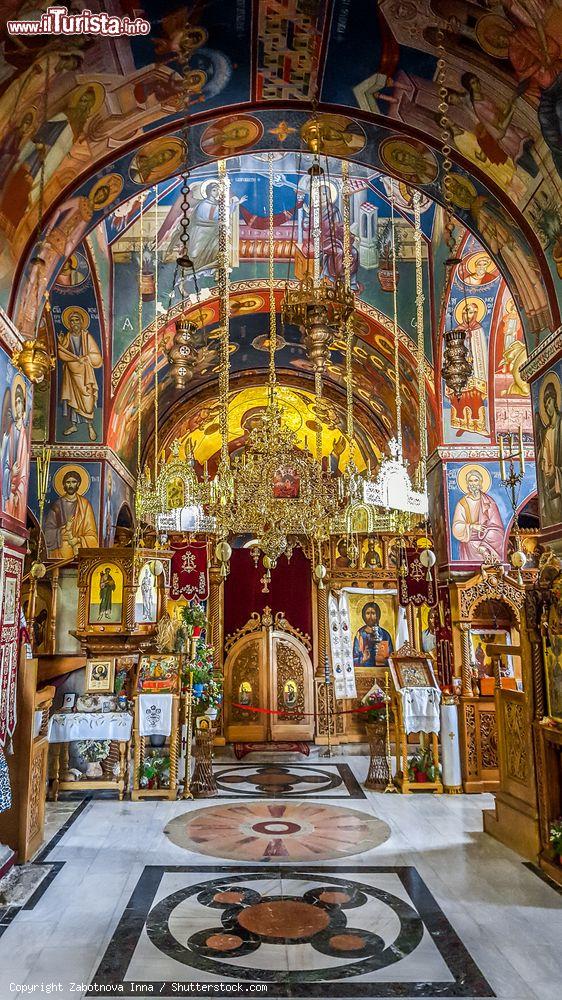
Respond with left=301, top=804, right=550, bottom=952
left=400, top=687, right=441, bottom=734
left=138, top=694, right=173, bottom=737
left=48, top=711, right=133, bottom=743
left=328, top=590, right=357, bottom=700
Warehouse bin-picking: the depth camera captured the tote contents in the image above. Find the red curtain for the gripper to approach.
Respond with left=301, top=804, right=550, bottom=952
left=224, top=548, right=312, bottom=649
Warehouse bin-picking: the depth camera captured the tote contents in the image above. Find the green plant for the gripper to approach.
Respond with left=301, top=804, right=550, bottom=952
left=187, top=640, right=215, bottom=685
left=76, top=739, right=110, bottom=763
left=139, top=754, right=170, bottom=788
left=181, top=603, right=207, bottom=633
left=549, top=817, right=562, bottom=854
left=408, top=746, right=439, bottom=783
left=363, top=698, right=388, bottom=725
left=196, top=673, right=223, bottom=715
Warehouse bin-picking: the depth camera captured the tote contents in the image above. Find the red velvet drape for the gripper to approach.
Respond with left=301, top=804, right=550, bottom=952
left=223, top=548, right=312, bottom=649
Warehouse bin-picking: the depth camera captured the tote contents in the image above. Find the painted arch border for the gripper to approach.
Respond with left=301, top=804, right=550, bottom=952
left=10, top=103, right=559, bottom=346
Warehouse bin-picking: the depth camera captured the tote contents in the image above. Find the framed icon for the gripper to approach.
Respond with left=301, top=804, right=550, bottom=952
left=86, top=658, right=115, bottom=694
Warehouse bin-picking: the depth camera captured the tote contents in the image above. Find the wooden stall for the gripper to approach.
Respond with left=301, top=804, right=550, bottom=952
left=0, top=650, right=55, bottom=861
left=450, top=563, right=525, bottom=793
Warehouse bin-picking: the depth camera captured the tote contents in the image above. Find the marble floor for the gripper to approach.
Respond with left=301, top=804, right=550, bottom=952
left=0, top=757, right=561, bottom=999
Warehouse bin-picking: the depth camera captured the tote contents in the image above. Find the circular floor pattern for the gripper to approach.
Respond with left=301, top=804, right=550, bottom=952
left=146, top=871, right=423, bottom=982
left=164, top=801, right=391, bottom=861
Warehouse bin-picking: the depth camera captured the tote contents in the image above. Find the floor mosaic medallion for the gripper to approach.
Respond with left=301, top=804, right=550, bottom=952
left=91, top=865, right=494, bottom=997
left=164, top=801, right=390, bottom=861
left=213, top=762, right=366, bottom=798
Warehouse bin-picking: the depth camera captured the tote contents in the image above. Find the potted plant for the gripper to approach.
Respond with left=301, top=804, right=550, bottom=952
left=139, top=754, right=170, bottom=790
left=408, top=746, right=439, bottom=784
left=364, top=699, right=388, bottom=727
left=181, top=602, right=207, bottom=638
left=76, top=739, right=111, bottom=778
left=549, top=818, right=562, bottom=862
left=200, top=674, right=223, bottom=721
left=187, top=640, right=215, bottom=697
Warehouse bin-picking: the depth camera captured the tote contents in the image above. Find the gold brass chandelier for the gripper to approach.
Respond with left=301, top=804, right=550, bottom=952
left=215, top=401, right=342, bottom=567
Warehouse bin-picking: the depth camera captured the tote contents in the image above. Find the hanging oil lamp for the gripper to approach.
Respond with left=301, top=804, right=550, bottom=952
left=166, top=318, right=199, bottom=388
left=442, top=324, right=472, bottom=398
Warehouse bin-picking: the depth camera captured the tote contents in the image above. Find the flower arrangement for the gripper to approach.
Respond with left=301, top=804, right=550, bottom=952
left=75, top=739, right=110, bottom=762
left=180, top=602, right=207, bottom=634
left=198, top=674, right=223, bottom=715
left=362, top=683, right=390, bottom=725
left=183, top=638, right=223, bottom=718
left=190, top=640, right=215, bottom=684
left=139, top=754, right=170, bottom=789
left=549, top=817, right=562, bottom=856
left=363, top=699, right=388, bottom=725
left=408, top=746, right=439, bottom=784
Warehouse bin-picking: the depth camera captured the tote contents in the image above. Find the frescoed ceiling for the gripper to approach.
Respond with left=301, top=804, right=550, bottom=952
left=1, top=0, right=560, bottom=343
left=43, top=147, right=539, bottom=473
left=42, top=154, right=439, bottom=468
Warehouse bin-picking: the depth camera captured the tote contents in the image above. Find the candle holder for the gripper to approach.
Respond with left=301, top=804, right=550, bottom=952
left=321, top=654, right=334, bottom=758
left=497, top=426, right=526, bottom=584
left=383, top=670, right=397, bottom=793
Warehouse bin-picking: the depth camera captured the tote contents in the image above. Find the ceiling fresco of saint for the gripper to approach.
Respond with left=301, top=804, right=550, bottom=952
left=0, top=0, right=560, bottom=343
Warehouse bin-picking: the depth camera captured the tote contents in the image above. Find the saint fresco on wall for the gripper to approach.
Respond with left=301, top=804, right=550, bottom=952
left=0, top=360, right=31, bottom=524
left=43, top=234, right=106, bottom=445
left=532, top=363, right=562, bottom=531
left=447, top=461, right=537, bottom=566
left=40, top=463, right=100, bottom=559
left=451, top=464, right=504, bottom=563
left=56, top=305, right=103, bottom=442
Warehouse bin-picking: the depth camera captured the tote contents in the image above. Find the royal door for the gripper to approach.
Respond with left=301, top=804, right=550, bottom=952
left=224, top=608, right=314, bottom=743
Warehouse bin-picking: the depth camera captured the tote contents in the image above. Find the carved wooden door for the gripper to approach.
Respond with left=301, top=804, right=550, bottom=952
left=270, top=630, right=314, bottom=741
left=224, top=631, right=268, bottom=743
left=224, top=624, right=314, bottom=743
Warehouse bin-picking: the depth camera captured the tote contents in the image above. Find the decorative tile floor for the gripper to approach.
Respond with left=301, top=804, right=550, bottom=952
left=0, top=757, right=561, bottom=999
left=212, top=762, right=366, bottom=799
left=164, top=801, right=391, bottom=861
left=91, top=864, right=494, bottom=996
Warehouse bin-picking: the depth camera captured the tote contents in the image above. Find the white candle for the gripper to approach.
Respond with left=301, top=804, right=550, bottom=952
left=498, top=434, right=505, bottom=480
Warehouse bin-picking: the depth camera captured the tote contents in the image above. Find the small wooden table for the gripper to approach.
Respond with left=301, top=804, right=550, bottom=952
left=48, top=711, right=132, bottom=800
left=50, top=740, right=129, bottom=800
